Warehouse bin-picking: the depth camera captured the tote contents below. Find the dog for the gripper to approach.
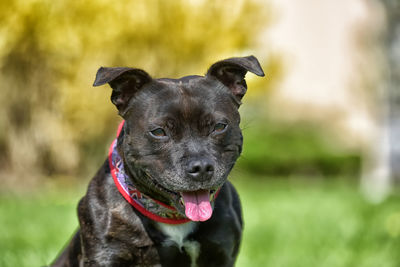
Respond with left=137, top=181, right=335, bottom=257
left=51, top=55, right=264, bottom=267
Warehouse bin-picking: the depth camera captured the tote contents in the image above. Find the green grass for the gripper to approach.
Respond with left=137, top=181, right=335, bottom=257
left=0, top=186, right=83, bottom=267
left=235, top=177, right=400, bottom=267
left=0, top=177, right=399, bottom=267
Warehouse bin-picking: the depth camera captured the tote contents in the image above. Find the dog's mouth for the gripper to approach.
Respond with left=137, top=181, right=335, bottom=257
left=163, top=186, right=219, bottom=222
left=179, top=189, right=218, bottom=222
left=142, top=170, right=220, bottom=221
left=143, top=172, right=219, bottom=221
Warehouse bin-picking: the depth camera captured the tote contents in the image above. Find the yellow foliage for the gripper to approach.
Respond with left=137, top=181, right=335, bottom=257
left=0, top=0, right=278, bottom=180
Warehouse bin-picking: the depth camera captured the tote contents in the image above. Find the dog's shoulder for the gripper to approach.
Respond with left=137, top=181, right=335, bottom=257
left=78, top=160, right=155, bottom=248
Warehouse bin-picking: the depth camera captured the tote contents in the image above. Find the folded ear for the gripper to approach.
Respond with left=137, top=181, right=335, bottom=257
left=93, top=67, right=152, bottom=115
left=206, top=55, right=265, bottom=104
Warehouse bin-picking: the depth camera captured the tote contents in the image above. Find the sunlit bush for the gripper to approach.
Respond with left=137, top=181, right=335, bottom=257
left=0, top=0, right=275, bottom=181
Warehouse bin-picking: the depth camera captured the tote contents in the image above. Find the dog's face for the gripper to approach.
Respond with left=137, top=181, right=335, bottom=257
left=94, top=56, right=264, bottom=221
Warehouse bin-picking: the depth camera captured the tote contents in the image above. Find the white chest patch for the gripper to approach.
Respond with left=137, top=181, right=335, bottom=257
left=155, top=221, right=200, bottom=267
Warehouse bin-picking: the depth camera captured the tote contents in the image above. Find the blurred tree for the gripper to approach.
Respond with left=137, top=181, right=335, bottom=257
left=382, top=0, right=400, bottom=184
left=362, top=0, right=400, bottom=202
left=0, top=0, right=275, bottom=182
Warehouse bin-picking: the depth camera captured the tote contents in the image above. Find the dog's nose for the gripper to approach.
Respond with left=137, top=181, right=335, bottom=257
left=186, top=158, right=214, bottom=181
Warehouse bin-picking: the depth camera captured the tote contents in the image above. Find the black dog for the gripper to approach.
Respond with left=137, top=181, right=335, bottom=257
left=51, top=56, right=264, bottom=267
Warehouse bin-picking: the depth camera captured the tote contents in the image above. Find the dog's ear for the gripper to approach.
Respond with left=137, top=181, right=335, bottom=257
left=206, top=55, right=264, bottom=104
left=93, top=67, right=152, bottom=115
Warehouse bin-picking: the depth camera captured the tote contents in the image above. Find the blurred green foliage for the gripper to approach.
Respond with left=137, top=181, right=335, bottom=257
left=0, top=177, right=399, bottom=266
left=237, top=117, right=361, bottom=176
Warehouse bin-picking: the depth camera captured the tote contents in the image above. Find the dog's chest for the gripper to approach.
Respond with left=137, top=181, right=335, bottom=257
left=155, top=221, right=200, bottom=267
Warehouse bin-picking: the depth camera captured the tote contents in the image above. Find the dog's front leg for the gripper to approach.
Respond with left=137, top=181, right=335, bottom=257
left=78, top=192, right=160, bottom=267
left=79, top=226, right=160, bottom=267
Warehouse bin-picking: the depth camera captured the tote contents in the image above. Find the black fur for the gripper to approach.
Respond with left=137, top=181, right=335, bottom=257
left=51, top=56, right=264, bottom=267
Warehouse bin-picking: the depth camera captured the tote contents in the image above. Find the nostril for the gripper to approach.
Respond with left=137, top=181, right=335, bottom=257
left=186, top=158, right=215, bottom=180
left=190, top=164, right=201, bottom=174
left=205, top=164, right=214, bottom=173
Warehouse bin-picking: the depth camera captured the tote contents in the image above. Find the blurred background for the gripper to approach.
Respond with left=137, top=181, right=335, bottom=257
left=0, top=0, right=399, bottom=266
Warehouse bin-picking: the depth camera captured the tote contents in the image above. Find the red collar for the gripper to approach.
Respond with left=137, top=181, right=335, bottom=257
left=108, top=121, right=191, bottom=224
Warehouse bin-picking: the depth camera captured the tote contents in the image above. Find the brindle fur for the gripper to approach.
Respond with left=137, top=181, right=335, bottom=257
left=51, top=56, right=264, bottom=267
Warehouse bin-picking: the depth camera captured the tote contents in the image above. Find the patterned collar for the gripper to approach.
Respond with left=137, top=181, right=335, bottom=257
left=108, top=121, right=191, bottom=224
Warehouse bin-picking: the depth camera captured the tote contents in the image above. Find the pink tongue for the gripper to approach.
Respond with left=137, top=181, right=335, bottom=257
left=181, top=190, right=212, bottom=222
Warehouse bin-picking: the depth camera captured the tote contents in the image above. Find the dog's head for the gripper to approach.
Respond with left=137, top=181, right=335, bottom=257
left=94, top=56, right=264, bottom=221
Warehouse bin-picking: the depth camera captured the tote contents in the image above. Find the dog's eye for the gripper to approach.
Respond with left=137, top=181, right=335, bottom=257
left=150, top=128, right=167, bottom=138
left=213, top=123, right=227, bottom=133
